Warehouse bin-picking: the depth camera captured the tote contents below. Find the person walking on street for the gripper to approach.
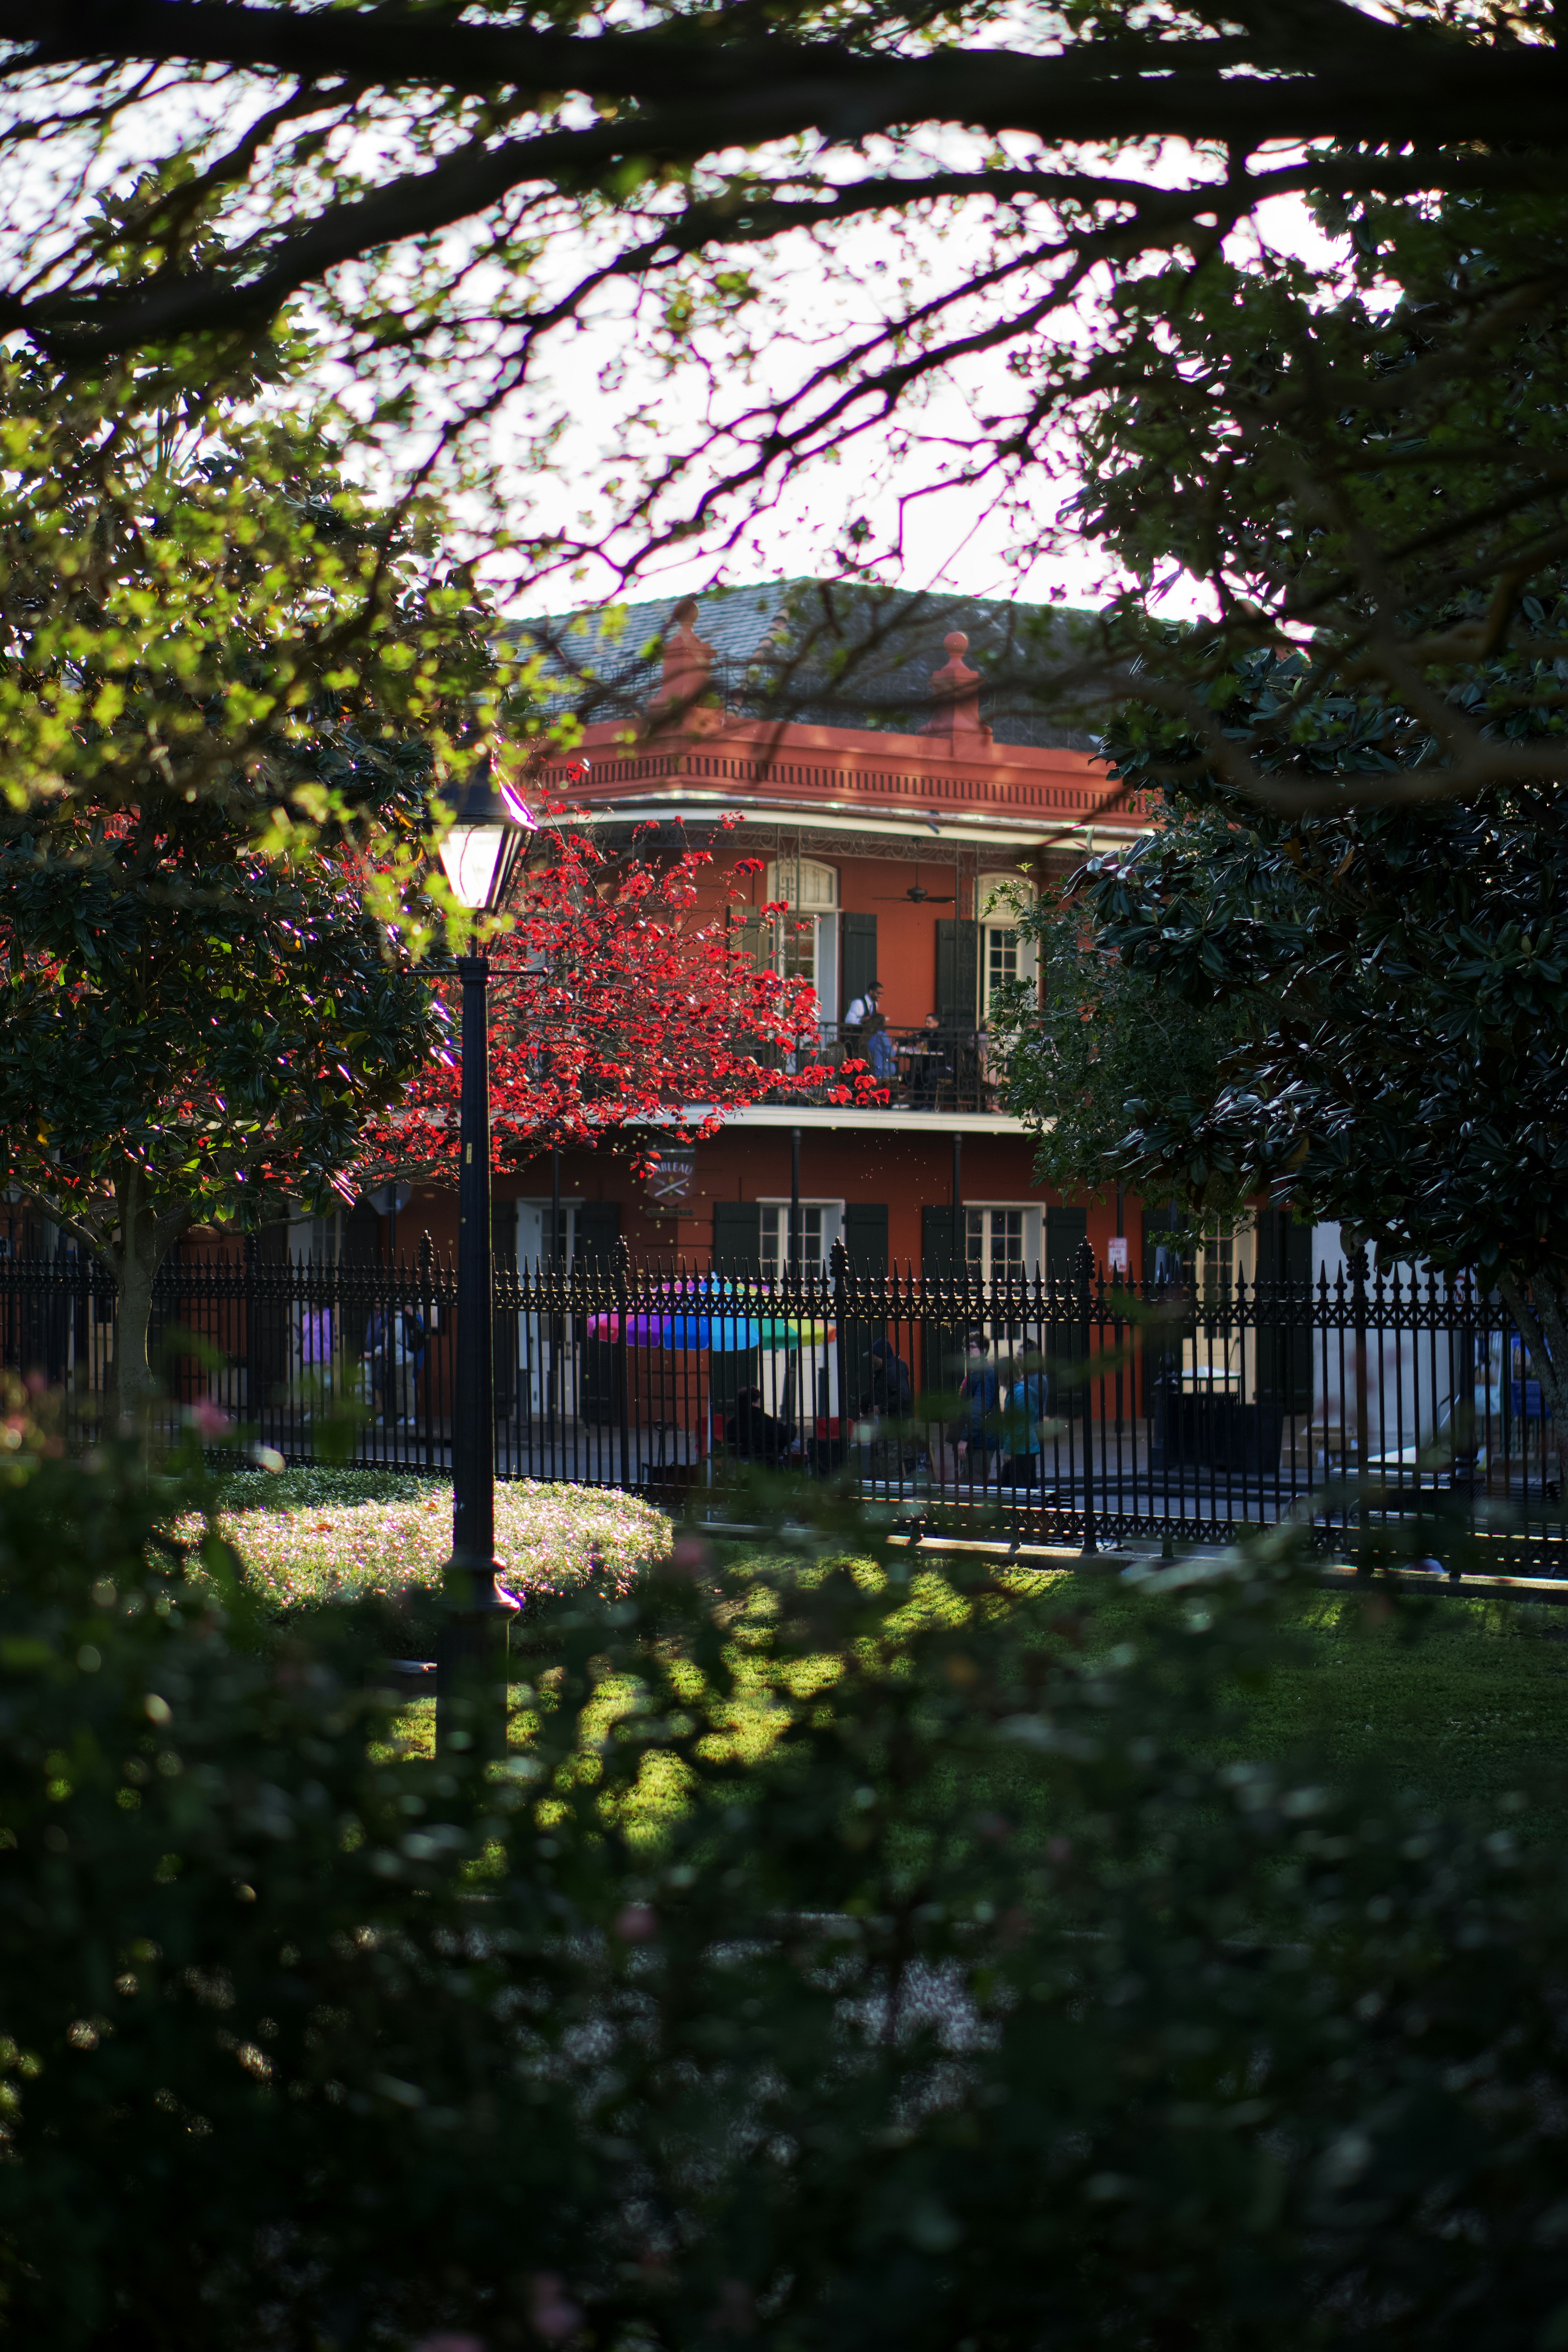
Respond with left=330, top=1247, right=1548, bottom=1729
left=955, top=1327, right=1002, bottom=1485
left=1001, top=1350, right=1051, bottom=1485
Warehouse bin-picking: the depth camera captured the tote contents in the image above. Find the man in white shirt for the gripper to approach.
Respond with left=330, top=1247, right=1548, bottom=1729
left=844, top=980, right=882, bottom=1038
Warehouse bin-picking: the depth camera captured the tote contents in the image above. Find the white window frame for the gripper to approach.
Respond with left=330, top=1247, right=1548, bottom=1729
left=515, top=1198, right=582, bottom=1272
left=765, top=858, right=838, bottom=911
left=756, top=1196, right=844, bottom=1279
left=288, top=1211, right=341, bottom=1266
left=1183, top=1213, right=1257, bottom=1397
left=763, top=860, right=838, bottom=1026
left=978, top=872, right=1039, bottom=1016
left=515, top=1200, right=584, bottom=1415
left=963, top=1201, right=1045, bottom=1285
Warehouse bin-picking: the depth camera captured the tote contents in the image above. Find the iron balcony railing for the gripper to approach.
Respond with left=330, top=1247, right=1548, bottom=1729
left=4, top=1237, right=1566, bottom=1572
left=749, top=1021, right=1009, bottom=1115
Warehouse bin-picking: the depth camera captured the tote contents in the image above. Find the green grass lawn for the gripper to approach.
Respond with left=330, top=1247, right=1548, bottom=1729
left=252, top=1485, right=1568, bottom=1841
left=1233, top=1589, right=1568, bottom=1823
left=1043, top=1567, right=1568, bottom=1841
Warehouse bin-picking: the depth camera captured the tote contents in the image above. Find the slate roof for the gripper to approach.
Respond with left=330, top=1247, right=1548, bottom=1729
left=501, top=578, right=1103, bottom=752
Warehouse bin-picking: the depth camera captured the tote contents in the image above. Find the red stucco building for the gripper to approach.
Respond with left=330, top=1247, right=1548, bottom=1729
left=394, top=581, right=1152, bottom=1292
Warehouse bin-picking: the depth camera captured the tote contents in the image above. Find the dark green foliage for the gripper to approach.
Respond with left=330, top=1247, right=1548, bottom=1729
left=1079, top=638, right=1568, bottom=1405
left=998, top=880, right=1245, bottom=1209
left=7, top=1432, right=1568, bottom=2348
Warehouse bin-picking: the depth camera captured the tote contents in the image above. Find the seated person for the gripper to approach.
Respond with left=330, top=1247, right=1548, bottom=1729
left=724, top=1384, right=796, bottom=1466
left=862, top=1009, right=898, bottom=1082
left=900, top=1012, right=950, bottom=1109
left=859, top=1331, right=913, bottom=1420
left=856, top=1331, right=918, bottom=1472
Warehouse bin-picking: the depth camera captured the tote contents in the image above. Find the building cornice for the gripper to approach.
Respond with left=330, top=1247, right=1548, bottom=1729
left=540, top=716, right=1145, bottom=846
left=543, top=798, right=1138, bottom=851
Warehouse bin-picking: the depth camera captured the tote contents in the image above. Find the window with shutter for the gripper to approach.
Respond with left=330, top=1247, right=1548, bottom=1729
left=712, top=1200, right=762, bottom=1275
left=840, top=913, right=878, bottom=1022
left=935, top=919, right=980, bottom=1027
left=843, top=1202, right=888, bottom=1277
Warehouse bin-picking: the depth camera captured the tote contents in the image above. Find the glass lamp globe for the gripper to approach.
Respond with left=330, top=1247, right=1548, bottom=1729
left=436, top=758, right=536, bottom=914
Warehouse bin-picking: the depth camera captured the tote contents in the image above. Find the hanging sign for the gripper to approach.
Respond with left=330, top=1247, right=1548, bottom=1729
left=1107, top=1235, right=1129, bottom=1274
left=646, top=1147, right=697, bottom=1207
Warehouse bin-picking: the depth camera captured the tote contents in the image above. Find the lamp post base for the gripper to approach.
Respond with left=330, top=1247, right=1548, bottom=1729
left=436, top=1561, right=521, bottom=1757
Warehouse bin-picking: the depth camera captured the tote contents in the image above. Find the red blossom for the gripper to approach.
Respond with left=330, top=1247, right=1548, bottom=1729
left=362, top=825, right=882, bottom=1179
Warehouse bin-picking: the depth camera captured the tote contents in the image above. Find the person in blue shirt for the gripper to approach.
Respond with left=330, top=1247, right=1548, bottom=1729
left=1001, top=1352, right=1051, bottom=1485
left=862, top=1010, right=898, bottom=1083
left=955, top=1327, right=1002, bottom=1483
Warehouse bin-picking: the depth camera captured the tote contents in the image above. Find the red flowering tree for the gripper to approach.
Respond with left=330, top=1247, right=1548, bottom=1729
left=368, top=818, right=859, bottom=1178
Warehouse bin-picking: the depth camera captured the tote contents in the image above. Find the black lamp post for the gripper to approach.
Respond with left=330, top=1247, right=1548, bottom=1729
left=433, top=757, right=535, bottom=1757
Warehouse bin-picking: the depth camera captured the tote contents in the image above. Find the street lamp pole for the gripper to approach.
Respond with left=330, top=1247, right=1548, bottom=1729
left=432, top=757, right=534, bottom=1757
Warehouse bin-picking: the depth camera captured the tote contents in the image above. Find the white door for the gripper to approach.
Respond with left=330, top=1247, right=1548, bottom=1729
left=1309, top=1223, right=1496, bottom=1468
left=517, top=1202, right=578, bottom=1415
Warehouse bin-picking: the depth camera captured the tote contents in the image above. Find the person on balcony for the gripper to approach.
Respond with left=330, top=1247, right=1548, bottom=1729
left=843, top=978, right=883, bottom=1050
left=862, top=1010, right=898, bottom=1083
left=903, top=1012, right=949, bottom=1110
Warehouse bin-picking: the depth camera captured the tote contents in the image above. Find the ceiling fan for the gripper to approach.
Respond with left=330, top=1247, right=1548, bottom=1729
left=874, top=867, right=955, bottom=905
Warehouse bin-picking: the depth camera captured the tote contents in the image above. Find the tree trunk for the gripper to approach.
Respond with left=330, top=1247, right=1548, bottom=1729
left=103, top=1171, right=189, bottom=1439
left=1496, top=1268, right=1568, bottom=1491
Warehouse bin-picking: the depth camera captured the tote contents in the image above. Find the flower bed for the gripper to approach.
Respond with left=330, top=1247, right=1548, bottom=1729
left=192, top=1468, right=670, bottom=1613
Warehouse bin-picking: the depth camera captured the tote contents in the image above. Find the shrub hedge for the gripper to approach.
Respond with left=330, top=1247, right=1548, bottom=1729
left=1, top=1412, right=1566, bottom=2350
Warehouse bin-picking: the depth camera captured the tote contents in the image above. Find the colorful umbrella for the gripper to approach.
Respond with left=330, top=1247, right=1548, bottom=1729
left=584, top=1308, right=836, bottom=1350
left=585, top=1310, right=765, bottom=1350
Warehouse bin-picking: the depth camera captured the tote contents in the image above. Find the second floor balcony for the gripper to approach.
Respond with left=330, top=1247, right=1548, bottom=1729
left=750, top=1020, right=1009, bottom=1117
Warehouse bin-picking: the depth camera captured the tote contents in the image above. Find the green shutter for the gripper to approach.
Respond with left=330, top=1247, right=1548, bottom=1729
left=920, top=1206, right=967, bottom=1397
left=843, top=1202, right=888, bottom=1279
left=1254, top=1208, right=1313, bottom=1408
left=1045, top=1205, right=1088, bottom=1283
left=574, top=1201, right=624, bottom=1426
left=1045, top=1207, right=1089, bottom=1401
left=737, top=914, right=772, bottom=974
left=709, top=1203, right=761, bottom=1404
left=1140, top=1201, right=1190, bottom=1412
left=573, top=1200, right=621, bottom=1269
left=712, top=1200, right=762, bottom=1275
left=840, top=912, right=878, bottom=1022
left=921, top=1203, right=961, bottom=1279
left=936, top=918, right=979, bottom=1027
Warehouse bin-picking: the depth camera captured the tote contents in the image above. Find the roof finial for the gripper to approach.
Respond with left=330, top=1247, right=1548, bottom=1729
left=922, top=629, right=990, bottom=748
left=650, top=597, right=723, bottom=736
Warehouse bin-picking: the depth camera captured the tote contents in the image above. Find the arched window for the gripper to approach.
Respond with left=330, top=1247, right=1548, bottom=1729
left=764, top=858, right=838, bottom=911
left=978, top=872, right=1038, bottom=1014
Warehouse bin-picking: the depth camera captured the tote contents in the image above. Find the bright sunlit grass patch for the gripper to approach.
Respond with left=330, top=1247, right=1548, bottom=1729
left=183, top=1467, right=671, bottom=1613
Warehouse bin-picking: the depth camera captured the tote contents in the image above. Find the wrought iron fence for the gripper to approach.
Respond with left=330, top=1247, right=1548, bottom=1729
left=4, top=1238, right=1565, bottom=1568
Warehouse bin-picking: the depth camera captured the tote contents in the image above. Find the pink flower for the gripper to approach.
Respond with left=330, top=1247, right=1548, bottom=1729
left=185, top=1398, right=234, bottom=1440
left=613, top=1903, right=658, bottom=1943
left=670, top=1532, right=712, bottom=1577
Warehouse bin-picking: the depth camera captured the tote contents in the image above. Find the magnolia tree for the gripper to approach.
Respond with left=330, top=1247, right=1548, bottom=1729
left=1067, top=644, right=1568, bottom=1431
